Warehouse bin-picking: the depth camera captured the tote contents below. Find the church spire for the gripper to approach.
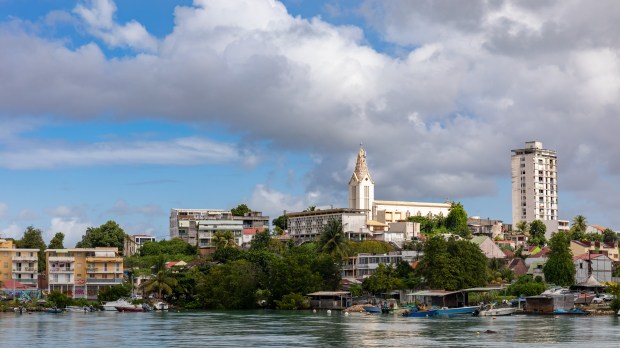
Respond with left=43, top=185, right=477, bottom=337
left=352, top=144, right=371, bottom=182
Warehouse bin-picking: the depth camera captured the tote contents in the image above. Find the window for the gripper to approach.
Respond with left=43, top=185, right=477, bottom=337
left=3, top=262, right=7, bottom=268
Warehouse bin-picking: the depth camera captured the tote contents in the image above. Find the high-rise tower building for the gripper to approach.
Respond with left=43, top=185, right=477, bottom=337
left=511, top=141, right=559, bottom=236
left=348, top=145, right=375, bottom=220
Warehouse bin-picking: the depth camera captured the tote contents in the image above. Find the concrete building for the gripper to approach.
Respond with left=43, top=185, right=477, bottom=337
left=573, top=253, right=613, bottom=283
left=286, top=208, right=371, bottom=243
left=0, top=239, right=39, bottom=288
left=170, top=209, right=268, bottom=251
left=348, top=145, right=451, bottom=225
left=511, top=141, right=560, bottom=239
left=342, top=250, right=420, bottom=279
left=45, top=247, right=123, bottom=299
left=467, top=217, right=505, bottom=239
left=123, top=234, right=156, bottom=257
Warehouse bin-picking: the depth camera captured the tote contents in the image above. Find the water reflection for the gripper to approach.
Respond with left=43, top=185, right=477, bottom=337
left=2, top=310, right=620, bottom=347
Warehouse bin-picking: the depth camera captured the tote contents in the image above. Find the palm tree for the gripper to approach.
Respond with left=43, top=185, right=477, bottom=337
left=317, top=219, right=349, bottom=260
left=515, top=220, right=529, bottom=236
left=213, top=230, right=236, bottom=248
left=142, top=270, right=178, bottom=299
left=571, top=215, right=588, bottom=233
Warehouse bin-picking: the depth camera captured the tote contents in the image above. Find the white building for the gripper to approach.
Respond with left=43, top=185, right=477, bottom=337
left=286, top=208, right=371, bottom=243
left=123, top=234, right=156, bottom=257
left=573, top=253, right=613, bottom=283
left=511, top=141, right=562, bottom=239
left=169, top=208, right=243, bottom=250
left=342, top=251, right=420, bottom=279
left=348, top=145, right=451, bottom=225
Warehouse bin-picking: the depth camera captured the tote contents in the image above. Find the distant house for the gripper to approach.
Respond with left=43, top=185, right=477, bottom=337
left=507, top=258, right=528, bottom=277
left=470, top=236, right=505, bottom=259
left=527, top=261, right=546, bottom=280
left=524, top=247, right=550, bottom=266
left=573, top=253, right=613, bottom=283
left=467, top=217, right=504, bottom=239
left=570, top=240, right=620, bottom=262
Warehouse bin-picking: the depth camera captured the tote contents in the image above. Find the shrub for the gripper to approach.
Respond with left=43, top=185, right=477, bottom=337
left=275, top=293, right=309, bottom=310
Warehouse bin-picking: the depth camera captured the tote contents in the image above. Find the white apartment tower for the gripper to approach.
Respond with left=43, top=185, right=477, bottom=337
left=511, top=141, right=559, bottom=236
left=348, top=145, right=375, bottom=220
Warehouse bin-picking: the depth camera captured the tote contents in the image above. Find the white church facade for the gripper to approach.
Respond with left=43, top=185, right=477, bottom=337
left=286, top=146, right=451, bottom=244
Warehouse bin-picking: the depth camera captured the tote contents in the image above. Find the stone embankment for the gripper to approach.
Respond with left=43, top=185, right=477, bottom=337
left=343, top=304, right=367, bottom=313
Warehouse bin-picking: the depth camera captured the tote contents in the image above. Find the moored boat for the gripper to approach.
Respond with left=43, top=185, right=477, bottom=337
left=435, top=306, right=479, bottom=315
left=115, top=305, right=145, bottom=312
left=475, top=304, right=516, bottom=317
left=363, top=305, right=381, bottom=314
left=46, top=308, right=63, bottom=313
left=403, top=309, right=438, bottom=317
left=152, top=302, right=169, bottom=311
left=102, top=298, right=133, bottom=311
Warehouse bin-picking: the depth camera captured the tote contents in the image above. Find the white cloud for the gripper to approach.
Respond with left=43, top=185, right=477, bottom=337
left=0, top=0, right=620, bottom=228
left=73, top=0, right=158, bottom=52
left=1, top=223, right=22, bottom=239
left=17, top=209, right=39, bottom=221
left=49, top=217, right=91, bottom=248
left=0, top=136, right=239, bottom=169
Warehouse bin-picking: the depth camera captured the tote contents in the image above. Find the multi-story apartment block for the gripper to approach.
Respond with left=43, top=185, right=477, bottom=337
left=286, top=208, right=372, bottom=243
left=45, top=247, right=123, bottom=299
left=123, top=234, right=156, bottom=257
left=170, top=209, right=269, bottom=251
left=511, top=141, right=560, bottom=238
left=342, top=251, right=420, bottom=279
left=0, top=239, right=39, bottom=288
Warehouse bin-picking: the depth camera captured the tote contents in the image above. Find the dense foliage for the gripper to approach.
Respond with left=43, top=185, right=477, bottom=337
left=97, top=284, right=132, bottom=302
left=231, top=204, right=252, bottom=216
left=76, top=220, right=127, bottom=251
left=16, top=226, right=47, bottom=272
left=417, top=236, right=488, bottom=290
left=445, top=202, right=470, bottom=238
left=528, top=220, right=547, bottom=247
left=48, top=232, right=65, bottom=249
left=543, top=232, right=575, bottom=286
left=507, top=275, right=546, bottom=297
left=140, top=238, right=197, bottom=256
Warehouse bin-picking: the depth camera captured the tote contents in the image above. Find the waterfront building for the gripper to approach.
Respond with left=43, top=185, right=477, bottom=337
left=0, top=239, right=39, bottom=288
left=511, top=141, right=566, bottom=239
left=45, top=247, right=123, bottom=299
left=573, top=253, right=613, bottom=283
left=341, top=250, right=420, bottom=279
left=123, top=234, right=156, bottom=257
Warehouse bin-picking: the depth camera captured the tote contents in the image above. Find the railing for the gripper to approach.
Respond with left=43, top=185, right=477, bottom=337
left=48, top=256, right=75, bottom=262
left=87, top=278, right=123, bottom=284
left=15, top=278, right=38, bottom=285
left=12, top=256, right=38, bottom=261
left=86, top=267, right=120, bottom=273
left=12, top=267, right=37, bottom=272
left=48, top=279, right=73, bottom=285
left=49, top=268, right=74, bottom=272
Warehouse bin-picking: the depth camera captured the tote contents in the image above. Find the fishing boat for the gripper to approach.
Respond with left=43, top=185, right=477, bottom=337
left=362, top=305, right=381, bottom=314
left=434, top=306, right=480, bottom=315
left=474, top=304, right=516, bottom=316
left=102, top=298, right=133, bottom=311
left=403, top=309, right=438, bottom=317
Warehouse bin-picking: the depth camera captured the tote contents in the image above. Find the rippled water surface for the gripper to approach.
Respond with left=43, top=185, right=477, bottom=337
left=2, top=310, right=620, bottom=347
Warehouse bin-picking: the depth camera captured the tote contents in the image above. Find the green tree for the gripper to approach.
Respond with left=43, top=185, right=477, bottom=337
left=515, top=220, right=530, bottom=236
left=571, top=215, right=588, bottom=233
left=304, top=206, right=317, bottom=212
left=196, top=259, right=258, bottom=309
left=272, top=215, right=288, bottom=231
left=275, top=292, right=309, bottom=310
left=48, top=232, right=65, bottom=249
left=543, top=232, right=575, bottom=287
left=142, top=270, right=179, bottom=299
left=97, top=284, right=132, bottom=302
left=507, top=275, right=546, bottom=297
left=347, top=240, right=393, bottom=254
left=417, top=236, right=456, bottom=290
left=139, top=238, right=196, bottom=256
left=603, top=228, right=618, bottom=243
left=249, top=230, right=272, bottom=251
left=529, top=220, right=547, bottom=247
left=16, top=226, right=47, bottom=272
left=584, top=233, right=603, bottom=242
left=212, top=231, right=236, bottom=249
left=76, top=220, right=127, bottom=251
left=231, top=204, right=251, bottom=216
left=47, top=290, right=72, bottom=308
left=362, top=263, right=402, bottom=295
left=317, top=219, right=349, bottom=260
left=445, top=202, right=470, bottom=238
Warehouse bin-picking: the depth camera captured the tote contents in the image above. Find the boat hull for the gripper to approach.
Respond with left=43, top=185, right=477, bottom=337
left=363, top=306, right=381, bottom=314
left=115, top=306, right=145, bottom=312
left=404, top=309, right=438, bottom=317
left=436, top=306, right=479, bottom=315
left=478, top=307, right=516, bottom=316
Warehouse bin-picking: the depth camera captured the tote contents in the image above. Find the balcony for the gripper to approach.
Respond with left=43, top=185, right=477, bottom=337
left=12, top=256, right=38, bottom=262
left=12, top=267, right=38, bottom=273
left=87, top=278, right=123, bottom=284
left=86, top=267, right=121, bottom=273
left=49, top=279, right=73, bottom=285
left=14, top=278, right=38, bottom=285
left=49, top=267, right=75, bottom=273
left=86, top=257, right=122, bottom=263
left=48, top=256, right=75, bottom=263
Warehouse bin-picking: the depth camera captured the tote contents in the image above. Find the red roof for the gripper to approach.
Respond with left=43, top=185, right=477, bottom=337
left=164, top=261, right=177, bottom=269
left=242, top=228, right=265, bottom=235
left=503, top=249, right=515, bottom=258
left=1, top=280, right=37, bottom=290
left=573, top=253, right=607, bottom=261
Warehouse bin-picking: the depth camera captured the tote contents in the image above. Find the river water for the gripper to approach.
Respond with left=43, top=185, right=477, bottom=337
left=1, top=310, right=620, bottom=347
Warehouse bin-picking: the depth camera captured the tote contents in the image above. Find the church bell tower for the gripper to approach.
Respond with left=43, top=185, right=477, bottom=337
left=348, top=145, right=375, bottom=220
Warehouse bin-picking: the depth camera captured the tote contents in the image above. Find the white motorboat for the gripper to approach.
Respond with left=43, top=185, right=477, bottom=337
left=152, top=302, right=169, bottom=310
left=102, top=298, right=133, bottom=311
left=476, top=304, right=517, bottom=316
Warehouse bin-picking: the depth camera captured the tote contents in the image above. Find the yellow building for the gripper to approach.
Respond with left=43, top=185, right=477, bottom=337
left=0, top=239, right=39, bottom=288
left=45, top=247, right=124, bottom=299
left=570, top=240, right=620, bottom=262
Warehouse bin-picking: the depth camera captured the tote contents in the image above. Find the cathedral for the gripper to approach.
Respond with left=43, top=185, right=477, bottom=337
left=348, top=145, right=451, bottom=225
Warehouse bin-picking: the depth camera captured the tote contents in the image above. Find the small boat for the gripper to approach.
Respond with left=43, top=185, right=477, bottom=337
left=66, top=305, right=97, bottom=312
left=403, top=309, right=438, bottom=317
left=152, top=302, right=169, bottom=311
left=46, top=308, right=63, bottom=313
left=115, top=305, right=145, bottom=312
left=102, top=298, right=133, bottom=311
left=475, top=304, right=516, bottom=317
left=363, top=305, right=381, bottom=314
left=435, top=306, right=480, bottom=315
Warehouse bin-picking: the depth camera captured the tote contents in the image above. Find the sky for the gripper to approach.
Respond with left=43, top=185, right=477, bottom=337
left=1, top=0, right=620, bottom=246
